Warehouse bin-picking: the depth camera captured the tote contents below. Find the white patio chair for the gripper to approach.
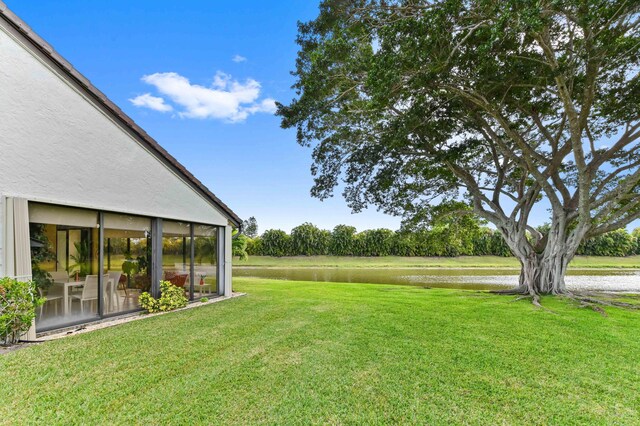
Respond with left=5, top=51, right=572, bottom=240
left=70, top=274, right=98, bottom=314
left=50, top=270, right=70, bottom=282
left=107, top=271, right=122, bottom=312
left=38, top=283, right=64, bottom=318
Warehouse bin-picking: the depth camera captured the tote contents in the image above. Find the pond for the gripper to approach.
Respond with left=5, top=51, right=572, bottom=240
left=234, top=267, right=640, bottom=292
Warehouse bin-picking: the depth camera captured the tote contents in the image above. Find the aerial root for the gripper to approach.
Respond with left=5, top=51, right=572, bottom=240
left=490, top=287, right=528, bottom=296
left=503, top=291, right=557, bottom=313
left=493, top=287, right=640, bottom=314
left=580, top=301, right=608, bottom=317
left=531, top=293, right=542, bottom=308
left=559, top=292, right=640, bottom=316
left=530, top=293, right=558, bottom=314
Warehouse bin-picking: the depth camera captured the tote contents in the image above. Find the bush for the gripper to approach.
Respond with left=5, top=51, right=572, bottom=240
left=471, top=228, right=493, bottom=256
left=357, top=229, right=394, bottom=256
left=232, top=232, right=249, bottom=261
left=200, top=297, right=209, bottom=303
left=290, top=223, right=330, bottom=255
left=138, top=292, right=158, bottom=313
left=245, top=221, right=640, bottom=258
left=246, top=236, right=262, bottom=255
left=260, top=229, right=291, bottom=257
left=578, top=229, right=635, bottom=256
left=633, top=228, right=640, bottom=255
left=425, top=226, right=456, bottom=256
left=0, top=278, right=44, bottom=345
left=409, top=230, right=431, bottom=256
left=390, top=232, right=415, bottom=256
left=489, top=230, right=513, bottom=257
left=139, top=281, right=188, bottom=314
left=329, top=225, right=357, bottom=256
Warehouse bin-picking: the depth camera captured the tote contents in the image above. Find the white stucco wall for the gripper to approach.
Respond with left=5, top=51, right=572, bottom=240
left=0, top=22, right=229, bottom=226
left=0, top=195, right=4, bottom=277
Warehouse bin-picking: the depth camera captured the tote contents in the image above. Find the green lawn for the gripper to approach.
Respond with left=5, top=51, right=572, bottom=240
left=236, top=255, right=640, bottom=269
left=1, top=278, right=639, bottom=424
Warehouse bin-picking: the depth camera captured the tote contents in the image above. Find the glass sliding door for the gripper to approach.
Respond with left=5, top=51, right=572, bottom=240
left=29, top=200, right=224, bottom=331
left=56, top=230, right=68, bottom=272
left=29, top=203, right=99, bottom=329
left=103, top=213, right=152, bottom=314
left=193, top=225, right=218, bottom=297
left=162, top=221, right=192, bottom=299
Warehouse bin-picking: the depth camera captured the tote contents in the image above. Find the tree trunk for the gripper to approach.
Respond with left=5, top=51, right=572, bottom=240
left=518, top=252, right=570, bottom=295
left=497, top=220, right=580, bottom=296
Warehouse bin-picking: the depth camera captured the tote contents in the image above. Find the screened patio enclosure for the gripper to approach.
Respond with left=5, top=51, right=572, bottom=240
left=29, top=202, right=226, bottom=332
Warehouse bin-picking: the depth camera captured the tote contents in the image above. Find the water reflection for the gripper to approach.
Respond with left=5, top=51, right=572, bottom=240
left=234, top=267, right=640, bottom=292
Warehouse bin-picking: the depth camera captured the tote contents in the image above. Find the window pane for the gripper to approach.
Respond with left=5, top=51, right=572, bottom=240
left=162, top=221, right=191, bottom=299
left=193, top=225, right=218, bottom=296
left=29, top=203, right=99, bottom=330
left=103, top=213, right=152, bottom=314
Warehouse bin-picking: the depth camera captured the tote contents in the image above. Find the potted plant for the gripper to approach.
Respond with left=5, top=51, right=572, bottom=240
left=68, top=240, right=91, bottom=278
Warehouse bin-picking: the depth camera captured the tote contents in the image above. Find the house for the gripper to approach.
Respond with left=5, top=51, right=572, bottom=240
left=0, top=3, right=242, bottom=334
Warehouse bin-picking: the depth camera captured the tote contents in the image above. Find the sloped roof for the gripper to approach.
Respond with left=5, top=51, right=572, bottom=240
left=0, top=2, right=242, bottom=227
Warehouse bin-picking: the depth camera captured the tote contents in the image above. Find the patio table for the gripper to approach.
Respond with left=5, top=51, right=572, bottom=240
left=194, top=283, right=212, bottom=296
left=57, top=278, right=116, bottom=315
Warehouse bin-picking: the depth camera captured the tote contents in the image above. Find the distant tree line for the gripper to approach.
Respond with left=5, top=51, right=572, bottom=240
left=242, top=221, right=640, bottom=258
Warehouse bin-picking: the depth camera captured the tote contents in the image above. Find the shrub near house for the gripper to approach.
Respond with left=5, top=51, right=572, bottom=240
left=139, top=281, right=188, bottom=314
left=0, top=278, right=44, bottom=345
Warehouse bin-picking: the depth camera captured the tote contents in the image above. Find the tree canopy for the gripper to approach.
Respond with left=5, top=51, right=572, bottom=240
left=242, top=216, right=259, bottom=239
left=278, top=0, right=640, bottom=295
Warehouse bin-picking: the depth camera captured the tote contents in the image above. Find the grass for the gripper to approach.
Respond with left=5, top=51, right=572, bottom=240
left=235, top=255, right=640, bottom=269
left=1, top=278, right=639, bottom=424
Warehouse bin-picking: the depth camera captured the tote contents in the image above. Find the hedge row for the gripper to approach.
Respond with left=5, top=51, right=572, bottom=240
left=245, top=223, right=511, bottom=257
left=244, top=223, right=640, bottom=258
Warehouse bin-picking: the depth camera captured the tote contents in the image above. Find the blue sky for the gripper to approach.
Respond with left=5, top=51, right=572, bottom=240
left=6, top=0, right=402, bottom=233
left=10, top=2, right=635, bottom=234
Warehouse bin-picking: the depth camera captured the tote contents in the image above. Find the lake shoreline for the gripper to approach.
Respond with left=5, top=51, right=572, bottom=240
left=234, top=266, right=640, bottom=292
left=234, top=255, right=640, bottom=269
left=234, top=265, right=640, bottom=271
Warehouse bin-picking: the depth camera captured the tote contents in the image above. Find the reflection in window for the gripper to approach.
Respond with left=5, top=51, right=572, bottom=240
left=29, top=202, right=224, bottom=331
left=103, top=214, right=152, bottom=314
left=162, top=221, right=192, bottom=299
left=194, top=225, right=218, bottom=296
left=29, top=203, right=99, bottom=329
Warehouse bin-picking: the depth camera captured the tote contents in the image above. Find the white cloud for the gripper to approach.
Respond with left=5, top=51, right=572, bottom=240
left=244, top=98, right=277, bottom=114
left=232, top=54, right=247, bottom=63
left=133, top=71, right=276, bottom=122
left=129, top=93, right=173, bottom=112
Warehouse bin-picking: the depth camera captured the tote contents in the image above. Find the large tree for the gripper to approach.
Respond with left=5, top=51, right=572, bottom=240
left=278, top=0, right=640, bottom=297
left=242, top=216, right=259, bottom=239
